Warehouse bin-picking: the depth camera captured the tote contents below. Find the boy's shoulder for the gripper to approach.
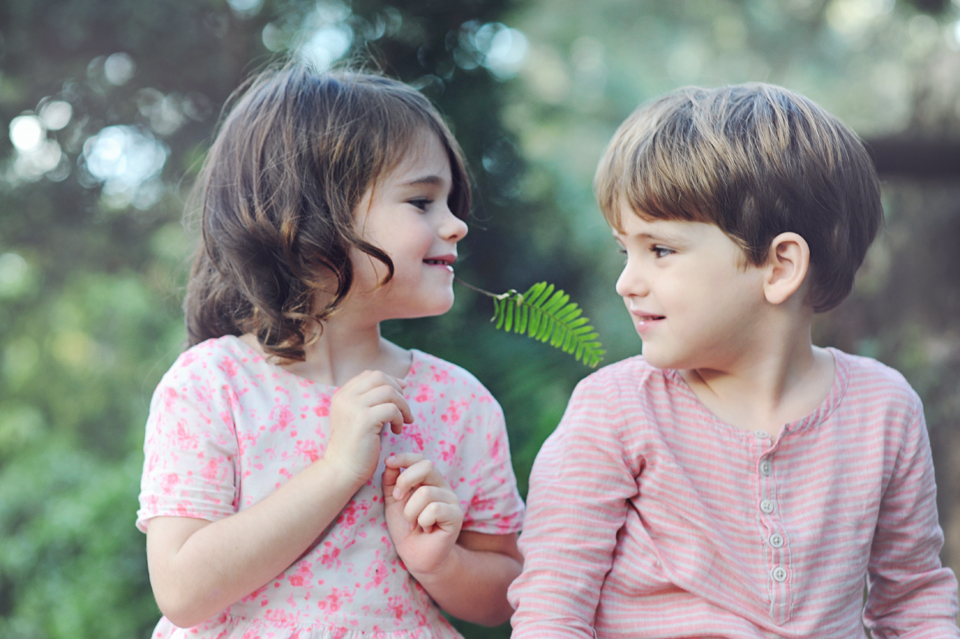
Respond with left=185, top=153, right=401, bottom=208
left=831, top=347, right=921, bottom=407
left=574, top=354, right=673, bottom=401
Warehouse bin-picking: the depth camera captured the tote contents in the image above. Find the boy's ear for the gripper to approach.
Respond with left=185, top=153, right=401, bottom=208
left=762, top=232, right=810, bottom=306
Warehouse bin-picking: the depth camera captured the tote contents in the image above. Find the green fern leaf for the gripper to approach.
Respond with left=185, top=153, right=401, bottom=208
left=485, top=281, right=605, bottom=368
left=455, top=278, right=605, bottom=368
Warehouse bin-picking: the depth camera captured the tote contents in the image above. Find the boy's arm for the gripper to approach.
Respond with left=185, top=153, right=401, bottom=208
left=864, top=402, right=960, bottom=637
left=509, top=379, right=636, bottom=638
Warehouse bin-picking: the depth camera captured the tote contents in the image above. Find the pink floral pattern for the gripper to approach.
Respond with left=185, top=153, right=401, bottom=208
left=138, top=336, right=524, bottom=639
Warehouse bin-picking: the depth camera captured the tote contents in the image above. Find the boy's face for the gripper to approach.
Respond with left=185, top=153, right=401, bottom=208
left=613, top=208, right=769, bottom=372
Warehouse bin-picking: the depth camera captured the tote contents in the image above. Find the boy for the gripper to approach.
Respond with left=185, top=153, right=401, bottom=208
left=508, top=84, right=960, bottom=637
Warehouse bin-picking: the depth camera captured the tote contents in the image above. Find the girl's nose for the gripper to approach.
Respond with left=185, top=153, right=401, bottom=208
left=441, top=207, right=468, bottom=242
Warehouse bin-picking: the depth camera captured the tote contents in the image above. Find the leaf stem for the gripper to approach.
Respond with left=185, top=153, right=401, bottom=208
left=455, top=277, right=515, bottom=301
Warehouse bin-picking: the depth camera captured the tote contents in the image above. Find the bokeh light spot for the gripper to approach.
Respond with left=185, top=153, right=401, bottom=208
left=104, top=52, right=136, bottom=86
left=476, top=23, right=529, bottom=79
left=227, top=0, right=263, bottom=17
left=0, top=253, right=30, bottom=298
left=9, top=115, right=44, bottom=151
left=39, top=101, right=73, bottom=131
left=299, top=24, right=353, bottom=69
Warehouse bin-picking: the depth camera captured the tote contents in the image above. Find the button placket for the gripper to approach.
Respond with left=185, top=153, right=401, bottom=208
left=754, top=433, right=789, bottom=620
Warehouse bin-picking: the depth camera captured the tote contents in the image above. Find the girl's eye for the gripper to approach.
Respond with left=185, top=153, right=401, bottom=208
left=409, top=198, right=432, bottom=211
left=652, top=246, right=674, bottom=258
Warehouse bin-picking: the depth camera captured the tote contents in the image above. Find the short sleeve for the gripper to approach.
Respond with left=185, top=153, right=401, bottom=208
left=458, top=395, right=525, bottom=536
left=136, top=353, right=240, bottom=532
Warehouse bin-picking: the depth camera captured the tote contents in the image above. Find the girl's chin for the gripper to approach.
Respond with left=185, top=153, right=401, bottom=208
left=395, top=297, right=455, bottom=320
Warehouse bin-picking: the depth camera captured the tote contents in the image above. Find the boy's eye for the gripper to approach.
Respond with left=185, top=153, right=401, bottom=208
left=652, top=246, right=674, bottom=258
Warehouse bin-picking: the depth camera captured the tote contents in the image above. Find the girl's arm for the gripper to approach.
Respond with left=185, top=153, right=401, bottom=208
left=146, top=370, right=412, bottom=628
left=382, top=453, right=522, bottom=626
left=414, top=530, right=522, bottom=626
left=146, top=458, right=363, bottom=628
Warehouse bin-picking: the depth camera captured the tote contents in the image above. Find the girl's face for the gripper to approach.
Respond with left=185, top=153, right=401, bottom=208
left=613, top=209, right=768, bottom=372
left=349, top=128, right=468, bottom=322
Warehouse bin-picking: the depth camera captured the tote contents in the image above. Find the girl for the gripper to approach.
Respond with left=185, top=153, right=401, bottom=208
left=136, top=62, right=525, bottom=638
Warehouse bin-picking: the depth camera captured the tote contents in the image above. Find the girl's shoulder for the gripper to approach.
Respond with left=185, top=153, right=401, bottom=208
left=407, top=349, right=499, bottom=402
left=162, top=335, right=267, bottom=384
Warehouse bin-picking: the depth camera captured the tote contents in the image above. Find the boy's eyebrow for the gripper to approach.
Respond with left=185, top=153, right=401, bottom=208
left=613, top=229, right=686, bottom=244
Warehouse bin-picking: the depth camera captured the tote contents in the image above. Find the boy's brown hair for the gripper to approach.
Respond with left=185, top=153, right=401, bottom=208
left=595, top=83, right=882, bottom=312
left=183, top=62, right=471, bottom=361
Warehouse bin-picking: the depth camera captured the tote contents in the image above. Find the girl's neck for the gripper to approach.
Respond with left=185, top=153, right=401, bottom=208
left=679, top=330, right=835, bottom=437
left=242, top=314, right=411, bottom=387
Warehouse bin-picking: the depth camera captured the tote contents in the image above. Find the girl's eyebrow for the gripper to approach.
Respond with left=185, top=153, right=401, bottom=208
left=400, top=174, right=444, bottom=187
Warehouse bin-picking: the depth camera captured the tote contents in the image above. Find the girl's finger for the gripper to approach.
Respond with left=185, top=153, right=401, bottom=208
left=415, top=501, right=462, bottom=534
left=385, top=452, right=425, bottom=469
left=360, top=385, right=414, bottom=426
left=382, top=453, right=420, bottom=501
left=402, top=485, right=457, bottom=524
left=369, top=404, right=406, bottom=434
left=393, top=459, right=439, bottom=499
left=382, top=463, right=401, bottom=496
left=392, top=459, right=446, bottom=501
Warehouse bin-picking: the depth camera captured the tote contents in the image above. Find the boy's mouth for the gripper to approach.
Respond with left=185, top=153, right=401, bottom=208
left=631, top=311, right=665, bottom=324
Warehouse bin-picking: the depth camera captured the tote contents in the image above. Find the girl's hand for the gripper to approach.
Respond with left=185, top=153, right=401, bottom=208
left=325, top=371, right=413, bottom=486
left=382, top=452, right=463, bottom=576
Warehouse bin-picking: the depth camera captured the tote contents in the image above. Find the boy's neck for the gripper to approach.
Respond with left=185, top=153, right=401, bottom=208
left=678, top=331, right=835, bottom=438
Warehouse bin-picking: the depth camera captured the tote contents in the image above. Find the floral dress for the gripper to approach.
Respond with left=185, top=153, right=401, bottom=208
left=137, top=336, right=525, bottom=639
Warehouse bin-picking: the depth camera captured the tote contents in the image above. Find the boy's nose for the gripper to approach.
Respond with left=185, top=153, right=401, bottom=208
left=615, top=262, right=648, bottom=298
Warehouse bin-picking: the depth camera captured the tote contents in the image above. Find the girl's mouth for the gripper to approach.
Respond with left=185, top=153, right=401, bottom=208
left=424, top=255, right=456, bottom=269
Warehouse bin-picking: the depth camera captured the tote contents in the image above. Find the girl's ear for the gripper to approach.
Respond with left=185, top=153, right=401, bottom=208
left=762, top=232, right=810, bottom=306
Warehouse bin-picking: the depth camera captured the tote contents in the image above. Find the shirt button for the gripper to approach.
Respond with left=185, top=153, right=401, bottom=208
left=754, top=430, right=769, bottom=439
left=770, top=533, right=784, bottom=548
left=772, top=566, right=788, bottom=582
left=759, top=460, right=772, bottom=476
left=760, top=499, right=775, bottom=514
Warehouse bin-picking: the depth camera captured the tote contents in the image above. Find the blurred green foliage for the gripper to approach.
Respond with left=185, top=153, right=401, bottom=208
left=1, top=0, right=959, bottom=637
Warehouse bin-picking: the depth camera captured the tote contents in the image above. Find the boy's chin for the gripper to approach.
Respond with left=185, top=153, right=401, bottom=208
left=639, top=344, right=679, bottom=370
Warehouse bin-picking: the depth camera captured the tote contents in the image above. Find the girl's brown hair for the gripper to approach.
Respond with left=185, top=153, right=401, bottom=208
left=184, top=62, right=471, bottom=361
left=595, top=83, right=882, bottom=313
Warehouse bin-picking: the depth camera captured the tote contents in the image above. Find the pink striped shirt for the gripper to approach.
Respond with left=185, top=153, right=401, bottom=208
left=509, top=349, right=959, bottom=638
